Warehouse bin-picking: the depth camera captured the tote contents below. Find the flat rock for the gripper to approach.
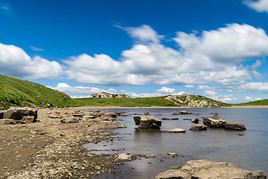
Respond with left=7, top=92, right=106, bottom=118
left=163, top=128, right=186, bottom=133
left=116, top=153, right=133, bottom=161
left=155, top=160, right=266, bottom=179
left=162, top=117, right=179, bottom=120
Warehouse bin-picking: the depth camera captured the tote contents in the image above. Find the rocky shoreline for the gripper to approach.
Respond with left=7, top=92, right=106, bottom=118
left=0, top=107, right=266, bottom=179
left=0, top=108, right=128, bottom=178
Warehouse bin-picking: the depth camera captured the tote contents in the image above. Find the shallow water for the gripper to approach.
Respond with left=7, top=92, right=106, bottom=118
left=84, top=108, right=268, bottom=179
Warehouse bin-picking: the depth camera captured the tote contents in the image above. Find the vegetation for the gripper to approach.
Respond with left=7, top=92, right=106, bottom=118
left=0, top=74, right=267, bottom=108
left=237, top=99, right=268, bottom=106
left=72, top=97, right=176, bottom=107
left=0, top=74, right=72, bottom=108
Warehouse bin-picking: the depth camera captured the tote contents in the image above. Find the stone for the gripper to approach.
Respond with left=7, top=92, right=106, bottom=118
left=191, top=118, right=199, bottom=124
left=133, top=115, right=162, bottom=129
left=2, top=107, right=38, bottom=120
left=21, top=116, right=35, bottom=124
left=167, top=152, right=178, bottom=157
left=162, top=117, right=179, bottom=120
left=203, top=117, right=226, bottom=128
left=190, top=124, right=207, bottom=131
left=155, top=160, right=266, bottom=179
left=0, top=119, right=16, bottom=125
left=224, top=122, right=246, bottom=130
left=116, top=153, right=133, bottom=161
left=163, top=128, right=186, bottom=133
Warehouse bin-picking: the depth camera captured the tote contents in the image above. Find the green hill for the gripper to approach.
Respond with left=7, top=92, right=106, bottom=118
left=237, top=99, right=268, bottom=106
left=0, top=74, right=72, bottom=108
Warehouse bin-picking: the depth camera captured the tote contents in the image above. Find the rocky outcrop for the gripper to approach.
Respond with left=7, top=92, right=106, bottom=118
left=133, top=115, right=161, bottom=129
left=155, top=160, right=266, bottom=179
left=203, top=113, right=246, bottom=130
left=0, top=107, right=38, bottom=124
left=165, top=95, right=224, bottom=108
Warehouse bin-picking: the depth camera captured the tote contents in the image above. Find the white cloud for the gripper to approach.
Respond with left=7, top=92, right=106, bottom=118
left=244, top=0, right=268, bottom=13
left=0, top=43, right=62, bottom=79
left=157, top=87, right=176, bottom=94
left=49, top=83, right=116, bottom=98
left=65, top=24, right=266, bottom=86
left=125, top=25, right=162, bottom=43
left=241, top=82, right=268, bottom=91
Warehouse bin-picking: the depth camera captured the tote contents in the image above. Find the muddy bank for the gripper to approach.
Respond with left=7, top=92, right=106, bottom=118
left=0, top=108, right=125, bottom=178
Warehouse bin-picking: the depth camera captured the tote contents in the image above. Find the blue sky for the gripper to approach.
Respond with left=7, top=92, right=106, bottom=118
left=0, top=0, right=268, bottom=102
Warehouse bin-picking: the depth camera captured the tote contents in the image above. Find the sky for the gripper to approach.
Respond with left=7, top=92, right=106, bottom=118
left=0, top=0, right=268, bottom=102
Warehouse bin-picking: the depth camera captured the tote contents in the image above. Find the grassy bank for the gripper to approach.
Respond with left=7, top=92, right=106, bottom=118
left=71, top=97, right=177, bottom=107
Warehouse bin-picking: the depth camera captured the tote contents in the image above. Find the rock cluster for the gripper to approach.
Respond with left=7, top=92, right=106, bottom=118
left=203, top=113, right=246, bottom=130
left=0, top=107, right=37, bottom=125
left=155, top=160, right=266, bottom=179
left=134, top=115, right=162, bottom=129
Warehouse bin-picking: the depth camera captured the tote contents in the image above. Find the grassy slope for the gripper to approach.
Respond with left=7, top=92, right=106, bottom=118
left=237, top=99, right=268, bottom=106
left=72, top=97, right=176, bottom=107
left=0, top=74, right=72, bottom=108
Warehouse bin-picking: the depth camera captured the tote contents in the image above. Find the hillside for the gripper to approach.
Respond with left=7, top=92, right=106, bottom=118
left=165, top=94, right=228, bottom=108
left=0, top=74, right=71, bottom=108
left=237, top=99, right=268, bottom=106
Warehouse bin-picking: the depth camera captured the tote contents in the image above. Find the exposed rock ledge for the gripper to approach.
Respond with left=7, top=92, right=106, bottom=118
left=155, top=160, right=266, bottom=179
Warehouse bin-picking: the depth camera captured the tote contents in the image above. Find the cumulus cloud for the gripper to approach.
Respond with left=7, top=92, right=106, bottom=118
left=0, top=43, right=62, bottom=79
left=125, top=25, right=162, bottom=43
left=65, top=24, right=267, bottom=86
left=244, top=0, right=268, bottom=13
left=241, top=82, right=268, bottom=91
left=157, top=87, right=176, bottom=94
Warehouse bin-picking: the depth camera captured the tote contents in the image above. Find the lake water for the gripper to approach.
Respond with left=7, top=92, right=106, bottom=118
left=84, top=108, right=268, bottom=179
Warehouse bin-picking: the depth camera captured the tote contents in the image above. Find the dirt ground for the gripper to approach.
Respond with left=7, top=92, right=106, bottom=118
left=0, top=108, right=125, bottom=178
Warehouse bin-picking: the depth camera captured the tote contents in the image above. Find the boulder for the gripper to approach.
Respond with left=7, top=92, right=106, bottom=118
left=190, top=124, right=207, bottom=131
left=133, top=115, right=161, bottom=129
left=155, top=160, right=266, bottom=179
left=224, top=121, right=246, bottom=130
left=0, top=107, right=38, bottom=124
left=191, top=118, right=199, bottom=124
left=203, top=114, right=226, bottom=128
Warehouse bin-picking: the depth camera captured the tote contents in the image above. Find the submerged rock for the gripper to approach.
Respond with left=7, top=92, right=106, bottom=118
left=190, top=124, right=207, bottom=131
left=172, top=110, right=192, bottom=115
left=133, top=115, right=162, bottom=129
left=161, top=117, right=179, bottom=120
left=155, top=160, right=266, bottom=179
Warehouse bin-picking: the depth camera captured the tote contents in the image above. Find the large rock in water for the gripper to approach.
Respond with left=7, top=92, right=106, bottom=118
left=190, top=124, right=207, bottom=131
left=203, top=113, right=226, bottom=128
left=155, top=160, right=266, bottom=179
left=133, top=115, right=161, bottom=129
left=224, top=121, right=246, bottom=130
left=0, top=107, right=38, bottom=124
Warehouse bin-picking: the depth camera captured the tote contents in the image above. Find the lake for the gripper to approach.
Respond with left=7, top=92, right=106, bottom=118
left=84, top=108, right=268, bottom=179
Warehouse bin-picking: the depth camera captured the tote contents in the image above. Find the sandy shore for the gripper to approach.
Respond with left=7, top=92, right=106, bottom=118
left=0, top=108, right=125, bottom=178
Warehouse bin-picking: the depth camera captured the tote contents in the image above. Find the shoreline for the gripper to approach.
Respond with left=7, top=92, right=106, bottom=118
left=71, top=105, right=268, bottom=109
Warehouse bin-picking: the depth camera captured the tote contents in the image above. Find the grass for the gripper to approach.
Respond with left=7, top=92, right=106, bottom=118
left=1, top=74, right=267, bottom=108
left=237, top=99, right=268, bottom=106
left=72, top=97, right=177, bottom=107
left=0, top=74, right=72, bottom=108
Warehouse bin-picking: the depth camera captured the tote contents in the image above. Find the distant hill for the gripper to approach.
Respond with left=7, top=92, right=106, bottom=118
left=238, top=99, right=268, bottom=106
left=0, top=74, right=71, bottom=108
